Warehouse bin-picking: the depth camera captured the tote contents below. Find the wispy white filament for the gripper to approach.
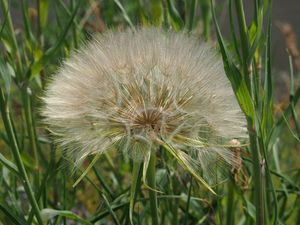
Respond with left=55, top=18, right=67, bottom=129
left=42, top=28, right=247, bottom=182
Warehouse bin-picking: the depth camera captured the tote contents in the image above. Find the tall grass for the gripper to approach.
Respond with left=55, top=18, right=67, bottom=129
left=0, top=0, right=299, bottom=224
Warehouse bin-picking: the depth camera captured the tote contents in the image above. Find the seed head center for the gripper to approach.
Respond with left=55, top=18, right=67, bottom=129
left=132, top=108, right=163, bottom=137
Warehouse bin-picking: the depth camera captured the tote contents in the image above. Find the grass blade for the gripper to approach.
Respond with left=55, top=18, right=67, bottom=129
left=0, top=203, right=25, bottom=225
left=166, top=0, right=184, bottom=31
left=161, top=141, right=216, bottom=195
left=129, top=161, right=142, bottom=225
left=114, top=0, right=134, bottom=29
left=186, top=0, right=197, bottom=32
left=41, top=208, right=93, bottom=225
left=0, top=152, right=19, bottom=176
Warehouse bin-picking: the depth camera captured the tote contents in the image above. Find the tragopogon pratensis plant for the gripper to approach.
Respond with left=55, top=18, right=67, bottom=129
left=42, top=28, right=247, bottom=192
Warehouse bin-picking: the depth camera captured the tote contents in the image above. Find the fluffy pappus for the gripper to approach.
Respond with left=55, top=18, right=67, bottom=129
left=42, top=28, right=247, bottom=185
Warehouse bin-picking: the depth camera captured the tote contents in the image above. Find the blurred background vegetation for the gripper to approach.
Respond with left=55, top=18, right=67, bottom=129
left=0, top=0, right=299, bottom=224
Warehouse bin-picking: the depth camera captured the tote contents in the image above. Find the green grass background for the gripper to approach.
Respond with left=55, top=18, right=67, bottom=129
left=0, top=0, right=299, bottom=224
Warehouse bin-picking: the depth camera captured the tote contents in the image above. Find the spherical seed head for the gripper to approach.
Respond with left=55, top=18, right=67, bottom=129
left=42, top=28, right=247, bottom=181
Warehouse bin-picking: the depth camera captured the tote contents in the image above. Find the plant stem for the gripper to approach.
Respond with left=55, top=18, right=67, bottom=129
left=0, top=0, right=23, bottom=80
left=70, top=0, right=78, bottom=48
left=184, top=176, right=193, bottom=225
left=235, top=0, right=249, bottom=63
left=200, top=0, right=210, bottom=40
left=22, top=89, right=39, bottom=168
left=248, top=119, right=265, bottom=225
left=226, top=178, right=235, bottom=225
left=234, top=0, right=251, bottom=88
left=129, top=161, right=142, bottom=224
left=147, top=153, right=159, bottom=225
left=187, top=0, right=197, bottom=32
left=0, top=88, right=43, bottom=225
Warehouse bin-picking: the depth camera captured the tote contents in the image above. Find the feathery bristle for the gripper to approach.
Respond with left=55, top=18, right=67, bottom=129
left=42, top=28, right=247, bottom=183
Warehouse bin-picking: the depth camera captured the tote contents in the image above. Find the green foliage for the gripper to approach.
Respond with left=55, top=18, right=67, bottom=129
left=0, top=0, right=299, bottom=224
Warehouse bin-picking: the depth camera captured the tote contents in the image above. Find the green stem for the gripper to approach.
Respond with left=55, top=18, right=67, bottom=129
left=70, top=0, right=78, bottom=48
left=129, top=161, right=142, bottom=224
left=147, top=153, right=159, bottom=225
left=21, top=89, right=39, bottom=168
left=234, top=0, right=251, bottom=88
left=93, top=166, right=114, bottom=198
left=248, top=119, right=265, bottom=225
left=172, top=198, right=179, bottom=225
left=0, top=88, right=43, bottom=225
left=36, top=0, right=42, bottom=42
left=200, top=0, right=210, bottom=40
left=184, top=176, right=193, bottom=225
left=226, top=178, right=235, bottom=225
left=235, top=0, right=249, bottom=62
left=101, top=193, right=121, bottom=225
left=187, top=0, right=197, bottom=32
left=27, top=147, right=56, bottom=224
left=0, top=0, right=23, bottom=81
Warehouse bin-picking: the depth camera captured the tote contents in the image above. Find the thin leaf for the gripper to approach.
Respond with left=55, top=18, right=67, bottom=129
left=0, top=0, right=19, bottom=53
left=186, top=0, right=197, bottom=32
left=211, top=0, right=254, bottom=119
left=0, top=59, right=14, bottom=97
left=129, top=161, right=142, bottom=225
left=38, top=0, right=49, bottom=30
left=149, top=0, right=163, bottom=26
left=41, top=208, right=93, bottom=225
left=247, top=5, right=263, bottom=65
left=114, top=0, right=134, bottom=29
left=0, top=153, right=19, bottom=176
left=93, top=166, right=114, bottom=198
left=21, top=0, right=36, bottom=45
left=268, top=84, right=300, bottom=145
left=100, top=193, right=121, bottom=225
left=261, top=4, right=273, bottom=136
left=73, top=153, right=101, bottom=188
left=161, top=141, right=216, bottom=195
left=281, top=112, right=300, bottom=142
left=288, top=54, right=300, bottom=137
left=199, top=0, right=210, bottom=40
left=0, top=203, right=25, bottom=225
left=30, top=0, right=83, bottom=79
left=0, top=0, right=8, bottom=37
left=166, top=0, right=184, bottom=31
left=142, top=150, right=163, bottom=193
left=229, top=0, right=242, bottom=64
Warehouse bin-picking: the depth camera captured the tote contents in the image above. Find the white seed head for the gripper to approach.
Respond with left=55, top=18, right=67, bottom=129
left=42, top=28, right=247, bottom=182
